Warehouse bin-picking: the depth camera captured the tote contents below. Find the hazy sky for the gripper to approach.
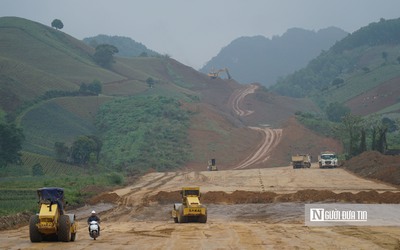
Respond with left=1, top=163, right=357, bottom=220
left=2, top=0, right=400, bottom=69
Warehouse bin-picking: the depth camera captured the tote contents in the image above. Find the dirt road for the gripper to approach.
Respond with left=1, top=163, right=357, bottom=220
left=231, top=84, right=258, bottom=117
left=2, top=166, right=400, bottom=249
left=234, top=127, right=282, bottom=169
left=230, top=84, right=283, bottom=169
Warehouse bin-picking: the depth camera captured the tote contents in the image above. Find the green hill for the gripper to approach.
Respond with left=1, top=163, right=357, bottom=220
left=83, top=34, right=160, bottom=58
left=0, top=17, right=231, bottom=173
left=19, top=96, right=111, bottom=156
left=270, top=17, right=400, bottom=117
left=0, top=16, right=124, bottom=112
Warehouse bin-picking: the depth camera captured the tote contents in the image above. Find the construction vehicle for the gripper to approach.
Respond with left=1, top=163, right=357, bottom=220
left=172, top=187, right=207, bottom=223
left=207, top=158, right=218, bottom=171
left=29, top=187, right=77, bottom=242
left=208, top=68, right=231, bottom=79
left=318, top=151, right=338, bottom=168
left=291, top=154, right=311, bottom=169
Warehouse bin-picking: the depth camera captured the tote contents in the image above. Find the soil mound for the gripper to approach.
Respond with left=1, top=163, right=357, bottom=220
left=149, top=189, right=400, bottom=204
left=205, top=190, right=278, bottom=204
left=88, top=192, right=120, bottom=205
left=343, top=151, right=400, bottom=186
left=0, top=212, right=31, bottom=231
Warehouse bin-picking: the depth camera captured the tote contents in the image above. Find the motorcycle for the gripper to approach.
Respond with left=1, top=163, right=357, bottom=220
left=89, top=221, right=100, bottom=240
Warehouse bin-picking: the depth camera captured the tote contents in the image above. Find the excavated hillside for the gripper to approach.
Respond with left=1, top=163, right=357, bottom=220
left=181, top=80, right=339, bottom=170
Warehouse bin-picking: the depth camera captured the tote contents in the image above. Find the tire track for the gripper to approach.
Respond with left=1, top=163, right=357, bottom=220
left=234, top=127, right=282, bottom=169
left=229, top=84, right=282, bottom=169
left=258, top=169, right=265, bottom=192
left=230, top=84, right=258, bottom=116
left=104, top=172, right=183, bottom=220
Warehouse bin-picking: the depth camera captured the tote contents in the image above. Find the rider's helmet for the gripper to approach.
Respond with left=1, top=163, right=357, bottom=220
left=91, top=210, right=96, bottom=214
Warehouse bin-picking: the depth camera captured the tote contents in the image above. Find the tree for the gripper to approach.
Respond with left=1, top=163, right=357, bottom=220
left=382, top=51, right=388, bottom=63
left=54, top=142, right=69, bottom=162
left=146, top=77, right=155, bottom=88
left=69, top=135, right=102, bottom=166
left=371, top=122, right=388, bottom=153
left=362, top=67, right=371, bottom=73
left=325, top=102, right=351, bottom=123
left=70, top=136, right=97, bottom=165
left=332, top=78, right=344, bottom=87
left=382, top=117, right=397, bottom=132
left=376, top=127, right=387, bottom=153
left=79, top=80, right=102, bottom=95
left=93, top=44, right=119, bottom=68
left=87, top=80, right=102, bottom=95
left=340, top=114, right=363, bottom=158
left=79, top=83, right=88, bottom=93
left=51, top=19, right=64, bottom=30
left=359, top=128, right=367, bottom=154
left=0, top=123, right=24, bottom=166
left=86, top=135, right=102, bottom=162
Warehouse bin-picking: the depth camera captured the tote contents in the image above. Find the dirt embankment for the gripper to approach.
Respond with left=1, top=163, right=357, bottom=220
left=343, top=150, right=400, bottom=186
left=0, top=212, right=31, bottom=231
left=149, top=189, right=400, bottom=205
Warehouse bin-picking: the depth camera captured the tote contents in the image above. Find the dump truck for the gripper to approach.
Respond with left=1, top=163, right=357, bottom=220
left=207, top=158, right=218, bottom=171
left=29, top=187, right=77, bottom=242
left=291, top=154, right=311, bottom=169
left=172, top=187, right=207, bottom=223
left=318, top=151, right=338, bottom=168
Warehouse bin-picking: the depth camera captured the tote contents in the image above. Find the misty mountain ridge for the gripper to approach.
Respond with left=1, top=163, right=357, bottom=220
left=270, top=17, right=400, bottom=117
left=200, top=27, right=348, bottom=86
left=83, top=34, right=160, bottom=58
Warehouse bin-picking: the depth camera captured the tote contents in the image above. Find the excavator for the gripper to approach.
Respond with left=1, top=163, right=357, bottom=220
left=208, top=68, right=231, bottom=79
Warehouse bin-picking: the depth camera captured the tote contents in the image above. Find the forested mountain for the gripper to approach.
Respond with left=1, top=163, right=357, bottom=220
left=200, top=27, right=348, bottom=86
left=270, top=17, right=400, bottom=112
left=83, top=34, right=160, bottom=58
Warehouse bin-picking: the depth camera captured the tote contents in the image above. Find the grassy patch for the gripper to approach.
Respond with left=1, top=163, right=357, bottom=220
left=325, top=63, right=400, bottom=104
left=96, top=95, right=192, bottom=171
left=20, top=99, right=98, bottom=156
left=0, top=189, right=37, bottom=216
left=0, top=172, right=124, bottom=216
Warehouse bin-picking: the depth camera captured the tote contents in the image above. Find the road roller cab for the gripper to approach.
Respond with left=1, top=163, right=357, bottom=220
left=172, top=187, right=207, bottom=223
left=29, top=187, right=77, bottom=242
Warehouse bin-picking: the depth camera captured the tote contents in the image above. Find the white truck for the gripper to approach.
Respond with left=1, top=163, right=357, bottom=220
left=318, top=151, right=338, bottom=168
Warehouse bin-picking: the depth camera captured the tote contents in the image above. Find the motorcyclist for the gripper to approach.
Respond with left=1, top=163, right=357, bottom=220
left=87, top=210, right=101, bottom=235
